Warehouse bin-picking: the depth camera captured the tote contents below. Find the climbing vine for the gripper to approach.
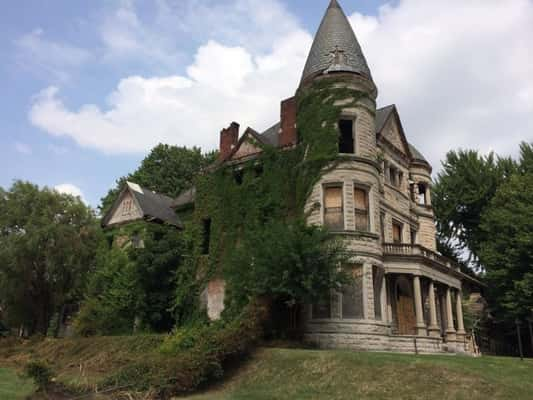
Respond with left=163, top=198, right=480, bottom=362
left=175, top=77, right=374, bottom=318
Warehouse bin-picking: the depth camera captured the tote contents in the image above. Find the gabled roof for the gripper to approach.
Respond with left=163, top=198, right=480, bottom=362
left=300, top=0, right=373, bottom=84
left=102, top=182, right=182, bottom=228
left=376, top=105, right=429, bottom=165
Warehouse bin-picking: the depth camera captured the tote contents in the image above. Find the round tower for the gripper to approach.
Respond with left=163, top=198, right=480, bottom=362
left=300, top=0, right=386, bottom=328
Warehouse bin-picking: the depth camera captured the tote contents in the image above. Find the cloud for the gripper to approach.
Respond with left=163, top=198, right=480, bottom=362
left=15, top=29, right=91, bottom=82
left=28, top=0, right=533, bottom=171
left=14, top=142, right=32, bottom=155
left=348, top=0, right=533, bottom=169
left=30, top=28, right=311, bottom=153
left=54, top=183, right=86, bottom=203
left=48, top=144, right=69, bottom=155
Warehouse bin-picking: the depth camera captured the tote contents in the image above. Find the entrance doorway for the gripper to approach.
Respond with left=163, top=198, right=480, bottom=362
left=395, top=276, right=416, bottom=335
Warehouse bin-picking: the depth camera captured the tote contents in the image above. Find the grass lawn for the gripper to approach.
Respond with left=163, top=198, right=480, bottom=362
left=184, top=348, right=533, bottom=400
left=0, top=368, right=35, bottom=400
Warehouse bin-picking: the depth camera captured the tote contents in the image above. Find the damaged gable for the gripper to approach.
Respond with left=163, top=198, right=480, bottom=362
left=376, top=105, right=412, bottom=159
left=230, top=128, right=266, bottom=161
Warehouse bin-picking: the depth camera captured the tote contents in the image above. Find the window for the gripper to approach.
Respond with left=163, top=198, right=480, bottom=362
left=417, top=183, right=427, bottom=205
left=338, top=119, right=354, bottom=154
left=324, top=186, right=344, bottom=230
left=373, top=266, right=383, bottom=320
left=202, top=218, right=212, bottom=255
left=392, top=221, right=403, bottom=244
left=342, top=265, right=364, bottom=319
left=410, top=229, right=417, bottom=245
left=389, top=167, right=397, bottom=186
left=354, top=187, right=369, bottom=232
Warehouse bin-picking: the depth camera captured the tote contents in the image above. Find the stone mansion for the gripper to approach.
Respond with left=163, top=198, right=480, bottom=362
left=104, top=0, right=483, bottom=354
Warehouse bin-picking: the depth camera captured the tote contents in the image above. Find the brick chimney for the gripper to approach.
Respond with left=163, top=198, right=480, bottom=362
left=279, top=97, right=297, bottom=147
left=219, top=122, right=240, bottom=161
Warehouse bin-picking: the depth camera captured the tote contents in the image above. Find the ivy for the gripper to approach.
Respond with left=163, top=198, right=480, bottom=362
left=178, top=77, right=373, bottom=317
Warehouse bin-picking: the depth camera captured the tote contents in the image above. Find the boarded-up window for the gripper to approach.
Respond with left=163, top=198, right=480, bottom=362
left=373, top=266, right=383, bottom=320
left=312, top=295, right=331, bottom=319
left=393, top=221, right=403, bottom=243
left=354, top=187, right=369, bottom=231
left=342, top=265, right=364, bottom=319
left=324, top=186, right=343, bottom=230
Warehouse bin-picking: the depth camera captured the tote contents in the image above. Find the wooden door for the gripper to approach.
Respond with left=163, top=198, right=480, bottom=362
left=397, top=295, right=416, bottom=335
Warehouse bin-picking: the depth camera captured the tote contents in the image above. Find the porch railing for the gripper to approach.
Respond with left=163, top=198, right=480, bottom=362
left=383, top=243, right=458, bottom=270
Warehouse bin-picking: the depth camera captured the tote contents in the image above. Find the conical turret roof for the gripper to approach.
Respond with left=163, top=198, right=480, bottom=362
left=300, top=0, right=372, bottom=84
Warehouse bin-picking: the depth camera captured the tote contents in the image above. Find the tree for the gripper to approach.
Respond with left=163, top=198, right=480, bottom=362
left=100, top=144, right=217, bottom=214
left=479, top=173, right=533, bottom=320
left=432, top=149, right=516, bottom=268
left=0, top=181, right=100, bottom=335
left=225, top=219, right=351, bottom=314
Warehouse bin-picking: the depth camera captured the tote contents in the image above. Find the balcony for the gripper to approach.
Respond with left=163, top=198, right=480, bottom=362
left=383, top=243, right=459, bottom=271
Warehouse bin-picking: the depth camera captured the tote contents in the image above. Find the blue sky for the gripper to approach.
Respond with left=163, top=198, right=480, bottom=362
left=1, top=0, right=532, bottom=207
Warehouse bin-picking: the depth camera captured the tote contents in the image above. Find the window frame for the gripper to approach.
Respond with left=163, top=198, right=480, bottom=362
left=353, top=185, right=370, bottom=232
left=323, top=183, right=345, bottom=231
left=338, top=118, right=355, bottom=154
left=392, top=220, right=403, bottom=244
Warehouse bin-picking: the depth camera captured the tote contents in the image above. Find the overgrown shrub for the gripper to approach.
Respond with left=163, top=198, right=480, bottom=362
left=24, top=360, right=54, bottom=390
left=103, top=300, right=268, bottom=396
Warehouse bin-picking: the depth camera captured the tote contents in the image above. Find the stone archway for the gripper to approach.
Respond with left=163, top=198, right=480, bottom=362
left=395, top=276, right=416, bottom=335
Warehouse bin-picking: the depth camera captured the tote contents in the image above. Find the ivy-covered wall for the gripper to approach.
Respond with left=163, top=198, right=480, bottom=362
left=180, top=76, right=377, bottom=317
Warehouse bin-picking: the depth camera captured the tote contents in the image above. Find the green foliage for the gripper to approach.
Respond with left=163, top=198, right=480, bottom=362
left=24, top=360, right=54, bottom=390
left=479, top=173, right=533, bottom=319
left=226, top=219, right=351, bottom=311
left=76, top=223, right=184, bottom=335
left=104, top=301, right=269, bottom=396
left=182, top=78, right=365, bottom=318
left=100, top=144, right=217, bottom=214
left=0, top=181, right=100, bottom=335
left=432, top=150, right=516, bottom=267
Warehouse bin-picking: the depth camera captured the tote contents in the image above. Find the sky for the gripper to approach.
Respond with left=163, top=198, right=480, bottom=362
left=1, top=0, right=532, bottom=208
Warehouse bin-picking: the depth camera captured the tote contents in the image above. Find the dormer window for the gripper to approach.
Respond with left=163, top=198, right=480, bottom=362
left=338, top=119, right=354, bottom=154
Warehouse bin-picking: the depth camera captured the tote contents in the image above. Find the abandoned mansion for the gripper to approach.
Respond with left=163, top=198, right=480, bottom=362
left=104, top=0, right=482, bottom=354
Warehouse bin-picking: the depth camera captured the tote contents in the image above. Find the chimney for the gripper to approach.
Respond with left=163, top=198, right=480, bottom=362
left=279, top=97, right=297, bottom=147
left=219, top=122, right=240, bottom=161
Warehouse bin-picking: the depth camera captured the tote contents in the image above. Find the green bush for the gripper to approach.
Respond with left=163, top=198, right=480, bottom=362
left=24, top=360, right=54, bottom=390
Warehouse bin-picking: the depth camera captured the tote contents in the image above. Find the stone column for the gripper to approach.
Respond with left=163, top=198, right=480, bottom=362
left=427, top=280, right=440, bottom=337
left=445, top=286, right=456, bottom=341
left=426, top=184, right=432, bottom=206
left=381, top=273, right=388, bottom=323
left=456, top=289, right=466, bottom=337
left=386, top=275, right=394, bottom=329
left=413, top=275, right=427, bottom=336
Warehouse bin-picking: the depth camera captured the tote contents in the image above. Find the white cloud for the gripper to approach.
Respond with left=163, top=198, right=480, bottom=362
left=15, top=29, right=91, bottom=82
left=28, top=0, right=533, bottom=172
left=348, top=0, right=533, bottom=169
left=54, top=183, right=86, bottom=203
left=14, top=142, right=32, bottom=155
left=30, top=28, right=311, bottom=153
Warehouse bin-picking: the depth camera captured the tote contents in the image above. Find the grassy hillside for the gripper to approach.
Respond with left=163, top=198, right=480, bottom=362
left=0, top=368, right=35, bottom=400
left=1, top=337, right=532, bottom=399
left=184, top=348, right=533, bottom=400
